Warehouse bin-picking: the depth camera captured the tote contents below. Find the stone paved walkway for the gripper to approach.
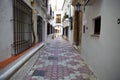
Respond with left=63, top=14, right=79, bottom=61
left=25, top=38, right=97, bottom=80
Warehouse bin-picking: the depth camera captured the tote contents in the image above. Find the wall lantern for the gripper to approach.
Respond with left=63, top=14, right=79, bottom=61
left=76, top=2, right=81, bottom=12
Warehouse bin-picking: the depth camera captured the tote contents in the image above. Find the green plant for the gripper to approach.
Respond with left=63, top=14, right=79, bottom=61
left=62, top=13, right=69, bottom=22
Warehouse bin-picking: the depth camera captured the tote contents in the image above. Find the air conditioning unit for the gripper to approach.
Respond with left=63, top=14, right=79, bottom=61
left=83, top=0, right=95, bottom=6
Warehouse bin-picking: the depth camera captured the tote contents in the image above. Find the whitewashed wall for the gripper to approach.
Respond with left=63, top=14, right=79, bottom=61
left=62, top=0, right=74, bottom=44
left=0, top=0, right=13, bottom=62
left=33, top=0, right=48, bottom=43
left=81, top=0, right=120, bottom=80
left=68, top=5, right=74, bottom=44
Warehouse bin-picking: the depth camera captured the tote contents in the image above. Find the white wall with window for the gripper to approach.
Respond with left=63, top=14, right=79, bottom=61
left=81, top=0, right=120, bottom=80
left=0, top=0, right=48, bottom=62
left=62, top=0, right=74, bottom=44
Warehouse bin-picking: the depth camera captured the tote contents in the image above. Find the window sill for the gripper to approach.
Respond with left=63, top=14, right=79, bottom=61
left=91, top=34, right=100, bottom=37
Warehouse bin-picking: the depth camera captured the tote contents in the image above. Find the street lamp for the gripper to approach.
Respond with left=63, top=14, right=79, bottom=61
left=75, top=2, right=81, bottom=46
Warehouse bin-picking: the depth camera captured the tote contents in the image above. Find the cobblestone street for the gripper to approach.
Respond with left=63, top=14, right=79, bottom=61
left=10, top=38, right=97, bottom=80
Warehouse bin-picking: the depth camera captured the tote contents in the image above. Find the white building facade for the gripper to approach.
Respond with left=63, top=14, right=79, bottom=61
left=0, top=0, right=50, bottom=62
left=53, top=11, right=64, bottom=37
left=62, top=0, right=74, bottom=44
left=81, top=0, right=120, bottom=80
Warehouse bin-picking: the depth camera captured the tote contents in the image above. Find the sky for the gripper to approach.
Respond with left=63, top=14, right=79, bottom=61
left=50, top=0, right=65, bottom=11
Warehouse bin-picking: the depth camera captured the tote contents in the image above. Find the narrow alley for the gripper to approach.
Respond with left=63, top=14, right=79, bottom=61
left=10, top=37, right=97, bottom=80
left=0, top=0, right=120, bottom=80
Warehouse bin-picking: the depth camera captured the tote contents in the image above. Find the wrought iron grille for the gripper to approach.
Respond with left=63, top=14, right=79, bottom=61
left=13, top=0, right=33, bottom=55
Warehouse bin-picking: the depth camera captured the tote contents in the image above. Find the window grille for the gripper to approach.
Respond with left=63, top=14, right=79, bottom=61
left=13, top=0, right=33, bottom=55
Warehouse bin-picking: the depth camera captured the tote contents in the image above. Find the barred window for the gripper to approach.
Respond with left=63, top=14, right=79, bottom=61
left=13, top=0, right=33, bottom=55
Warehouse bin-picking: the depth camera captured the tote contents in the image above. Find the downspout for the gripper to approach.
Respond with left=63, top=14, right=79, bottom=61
left=31, top=0, right=36, bottom=44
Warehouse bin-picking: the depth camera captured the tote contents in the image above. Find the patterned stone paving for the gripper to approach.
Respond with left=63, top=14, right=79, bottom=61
left=25, top=38, right=97, bottom=80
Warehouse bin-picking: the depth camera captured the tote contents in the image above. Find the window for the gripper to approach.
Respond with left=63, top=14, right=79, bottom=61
left=13, top=0, right=33, bottom=55
left=56, top=14, right=61, bottom=23
left=94, top=16, right=101, bottom=35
